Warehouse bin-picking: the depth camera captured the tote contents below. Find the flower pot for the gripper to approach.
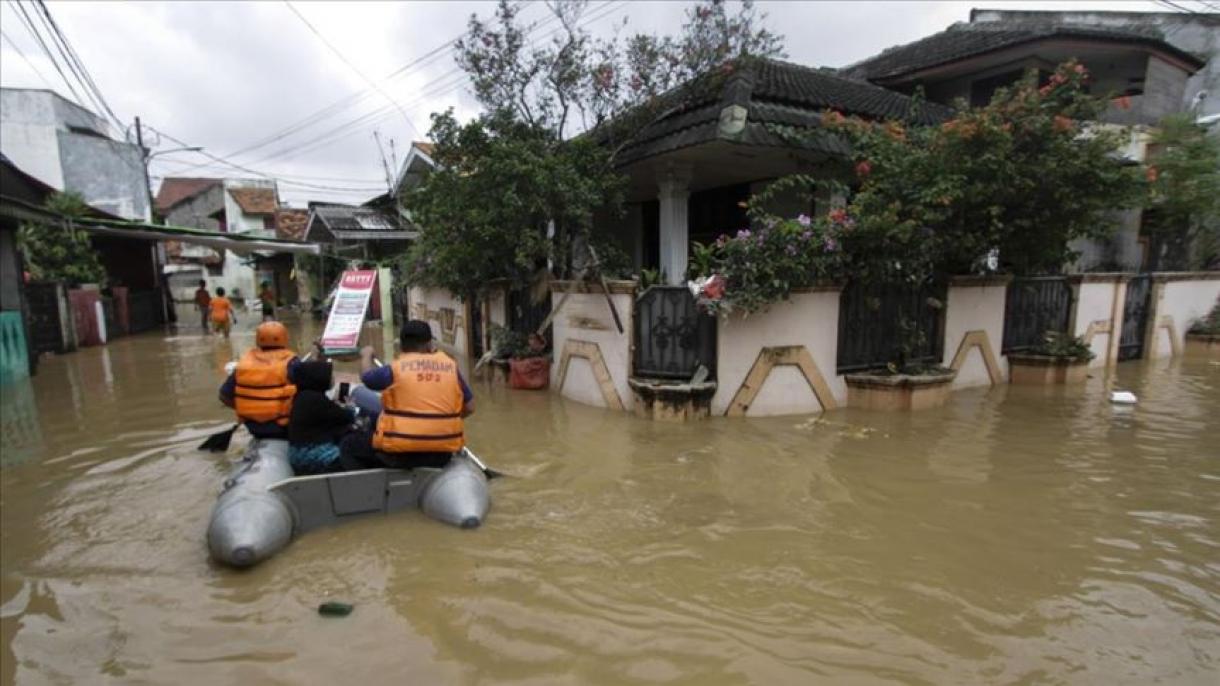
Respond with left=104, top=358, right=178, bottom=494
left=844, top=368, right=957, bottom=411
left=1007, top=353, right=1090, bottom=385
left=509, top=356, right=550, bottom=390
left=1184, top=333, right=1220, bottom=358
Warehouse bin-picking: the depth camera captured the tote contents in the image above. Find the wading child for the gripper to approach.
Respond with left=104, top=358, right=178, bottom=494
left=209, top=286, right=236, bottom=338
left=288, top=360, right=357, bottom=474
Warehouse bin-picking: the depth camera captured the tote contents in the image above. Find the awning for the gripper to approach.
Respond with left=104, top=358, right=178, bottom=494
left=0, top=195, right=320, bottom=255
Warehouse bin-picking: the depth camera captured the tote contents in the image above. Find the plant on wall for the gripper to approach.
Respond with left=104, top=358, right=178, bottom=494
left=18, top=191, right=107, bottom=286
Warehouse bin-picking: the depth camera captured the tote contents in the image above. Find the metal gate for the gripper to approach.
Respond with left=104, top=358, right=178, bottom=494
left=837, top=280, right=946, bottom=373
left=1002, top=277, right=1073, bottom=353
left=508, top=287, right=551, bottom=338
left=633, top=286, right=716, bottom=379
left=1118, top=275, right=1152, bottom=361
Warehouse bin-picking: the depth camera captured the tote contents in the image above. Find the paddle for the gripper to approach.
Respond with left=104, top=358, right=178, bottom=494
left=198, top=423, right=239, bottom=452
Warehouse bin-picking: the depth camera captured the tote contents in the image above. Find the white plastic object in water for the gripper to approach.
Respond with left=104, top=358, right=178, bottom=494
left=1110, top=391, right=1138, bottom=404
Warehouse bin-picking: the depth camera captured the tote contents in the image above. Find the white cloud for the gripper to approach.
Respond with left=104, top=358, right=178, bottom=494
left=0, top=0, right=1169, bottom=206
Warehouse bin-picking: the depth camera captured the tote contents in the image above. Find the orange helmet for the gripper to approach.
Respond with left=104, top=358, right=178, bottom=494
left=255, top=321, right=289, bottom=349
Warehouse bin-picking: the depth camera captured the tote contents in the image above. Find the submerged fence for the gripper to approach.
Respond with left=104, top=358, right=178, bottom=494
left=836, top=281, right=946, bottom=373
left=1002, top=276, right=1073, bottom=353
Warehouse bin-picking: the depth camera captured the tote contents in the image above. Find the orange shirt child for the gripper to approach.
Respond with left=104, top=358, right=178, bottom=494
left=210, top=296, right=234, bottom=323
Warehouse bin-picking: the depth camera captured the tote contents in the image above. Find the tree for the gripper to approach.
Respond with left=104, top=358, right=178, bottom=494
left=818, top=62, right=1143, bottom=278
left=405, top=0, right=784, bottom=293
left=1143, top=114, right=1220, bottom=270
left=18, top=191, right=107, bottom=286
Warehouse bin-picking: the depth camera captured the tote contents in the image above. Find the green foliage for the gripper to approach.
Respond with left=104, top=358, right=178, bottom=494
left=488, top=324, right=547, bottom=359
left=1031, top=331, right=1095, bottom=361
left=811, top=61, right=1142, bottom=280
left=1188, top=300, right=1220, bottom=335
left=404, top=110, right=623, bottom=294
left=17, top=191, right=107, bottom=286
left=1143, top=114, right=1220, bottom=270
left=407, top=1, right=784, bottom=294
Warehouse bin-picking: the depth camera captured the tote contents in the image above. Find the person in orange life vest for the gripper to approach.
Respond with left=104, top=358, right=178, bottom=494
left=209, top=286, right=236, bottom=338
left=338, top=320, right=474, bottom=471
left=218, top=321, right=311, bottom=440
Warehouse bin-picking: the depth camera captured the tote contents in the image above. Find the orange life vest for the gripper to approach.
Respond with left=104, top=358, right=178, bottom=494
left=373, top=351, right=465, bottom=453
left=210, top=297, right=232, bottom=323
left=233, top=347, right=297, bottom=426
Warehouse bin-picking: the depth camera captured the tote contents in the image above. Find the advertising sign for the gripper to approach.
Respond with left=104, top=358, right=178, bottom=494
left=320, top=270, right=377, bottom=352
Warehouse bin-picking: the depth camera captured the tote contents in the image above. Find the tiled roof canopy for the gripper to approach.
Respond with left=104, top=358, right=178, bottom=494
left=842, top=22, right=1206, bottom=84
left=605, top=57, right=953, bottom=167
left=274, top=208, right=309, bottom=241
left=307, top=203, right=414, bottom=242
left=155, top=177, right=220, bottom=213
left=228, top=187, right=278, bottom=215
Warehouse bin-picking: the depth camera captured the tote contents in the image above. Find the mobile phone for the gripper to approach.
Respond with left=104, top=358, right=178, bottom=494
left=338, top=382, right=351, bottom=403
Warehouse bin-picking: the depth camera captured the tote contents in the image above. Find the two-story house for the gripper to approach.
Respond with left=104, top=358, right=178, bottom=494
left=156, top=177, right=280, bottom=307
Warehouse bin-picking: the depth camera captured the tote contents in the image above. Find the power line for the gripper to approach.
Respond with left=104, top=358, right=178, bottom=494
left=8, top=0, right=88, bottom=106
left=0, top=27, right=55, bottom=90
left=241, top=0, right=628, bottom=167
left=31, top=0, right=124, bottom=130
left=282, top=0, right=419, bottom=136
left=175, top=0, right=569, bottom=171
left=145, top=125, right=392, bottom=193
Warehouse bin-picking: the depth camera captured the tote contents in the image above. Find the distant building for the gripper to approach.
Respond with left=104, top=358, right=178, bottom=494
left=0, top=88, right=150, bottom=221
left=155, top=176, right=280, bottom=305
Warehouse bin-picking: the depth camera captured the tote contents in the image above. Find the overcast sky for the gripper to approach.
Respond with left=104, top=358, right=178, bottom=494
left=0, top=0, right=1197, bottom=206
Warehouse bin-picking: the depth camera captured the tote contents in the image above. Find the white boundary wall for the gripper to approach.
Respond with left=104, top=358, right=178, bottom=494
left=711, top=289, right=844, bottom=417
left=942, top=276, right=1009, bottom=388
left=550, top=282, right=635, bottom=411
left=1070, top=276, right=1125, bottom=368
left=407, top=286, right=470, bottom=361
left=1148, top=273, right=1220, bottom=359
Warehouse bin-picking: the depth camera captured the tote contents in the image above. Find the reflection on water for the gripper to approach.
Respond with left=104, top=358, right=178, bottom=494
left=1, top=319, right=1218, bottom=684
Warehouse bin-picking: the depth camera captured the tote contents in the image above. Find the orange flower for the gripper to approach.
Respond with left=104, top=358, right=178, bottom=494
left=1146, top=166, right=1159, bottom=182
left=1053, top=115, right=1074, bottom=132
left=1115, top=95, right=1132, bottom=111
left=855, top=160, right=872, bottom=178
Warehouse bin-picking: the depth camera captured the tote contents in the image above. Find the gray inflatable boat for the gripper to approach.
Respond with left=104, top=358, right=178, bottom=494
left=207, top=440, right=490, bottom=568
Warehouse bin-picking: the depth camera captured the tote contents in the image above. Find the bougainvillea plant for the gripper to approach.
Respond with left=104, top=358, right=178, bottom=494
left=822, top=60, right=1142, bottom=277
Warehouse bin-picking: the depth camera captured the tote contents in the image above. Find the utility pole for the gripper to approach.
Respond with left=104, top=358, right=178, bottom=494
left=135, top=116, right=173, bottom=324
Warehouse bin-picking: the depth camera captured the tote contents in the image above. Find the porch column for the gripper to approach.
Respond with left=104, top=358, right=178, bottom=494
left=658, top=166, right=691, bottom=285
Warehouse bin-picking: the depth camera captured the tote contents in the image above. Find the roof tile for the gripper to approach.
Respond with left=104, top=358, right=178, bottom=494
left=228, top=187, right=278, bottom=215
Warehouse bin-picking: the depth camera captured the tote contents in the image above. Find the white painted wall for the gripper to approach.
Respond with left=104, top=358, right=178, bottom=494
left=711, top=290, right=844, bottom=416
left=1150, top=277, right=1220, bottom=359
left=550, top=290, right=634, bottom=410
left=942, top=281, right=1007, bottom=388
left=222, top=179, right=277, bottom=234
left=407, top=286, right=469, bottom=360
left=1073, top=280, right=1122, bottom=367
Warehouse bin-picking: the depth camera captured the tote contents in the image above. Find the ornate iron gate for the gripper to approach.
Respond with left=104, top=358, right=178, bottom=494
left=837, top=281, right=946, bottom=373
left=508, top=287, right=551, bottom=338
left=633, top=286, right=716, bottom=380
left=1118, top=275, right=1152, bottom=361
left=1002, top=277, right=1073, bottom=353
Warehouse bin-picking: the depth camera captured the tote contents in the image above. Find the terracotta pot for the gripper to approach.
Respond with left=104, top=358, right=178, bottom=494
left=509, top=356, right=550, bottom=390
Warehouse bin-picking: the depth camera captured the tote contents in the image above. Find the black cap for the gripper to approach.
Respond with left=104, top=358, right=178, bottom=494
left=400, top=319, right=433, bottom=343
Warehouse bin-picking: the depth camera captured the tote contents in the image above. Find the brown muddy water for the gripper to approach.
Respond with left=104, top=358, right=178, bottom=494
left=1, top=317, right=1218, bottom=685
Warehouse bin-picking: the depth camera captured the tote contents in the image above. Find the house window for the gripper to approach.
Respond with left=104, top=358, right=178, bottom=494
left=969, top=69, right=1024, bottom=107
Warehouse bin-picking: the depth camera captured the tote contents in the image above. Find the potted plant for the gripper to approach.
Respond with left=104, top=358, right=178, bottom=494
left=844, top=312, right=957, bottom=411
left=1185, top=300, right=1220, bottom=356
left=489, top=326, right=550, bottom=390
left=1007, top=331, right=1095, bottom=384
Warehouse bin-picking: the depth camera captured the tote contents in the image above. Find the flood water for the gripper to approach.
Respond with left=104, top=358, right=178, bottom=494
left=1, top=316, right=1218, bottom=685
